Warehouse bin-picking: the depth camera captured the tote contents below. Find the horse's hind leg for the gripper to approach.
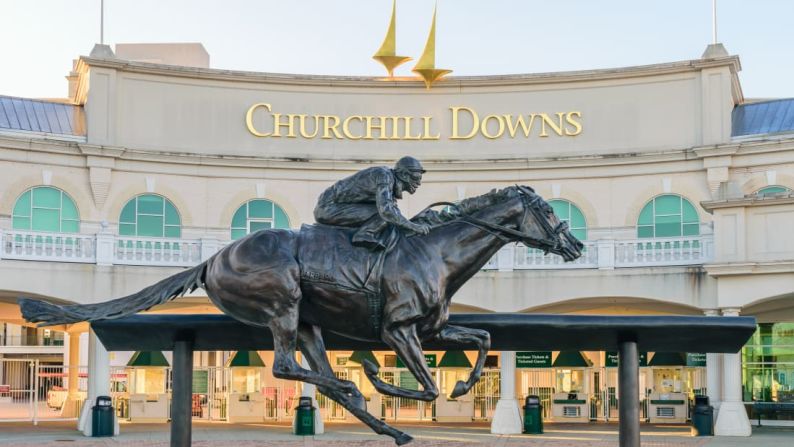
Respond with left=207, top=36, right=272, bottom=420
left=298, top=323, right=413, bottom=446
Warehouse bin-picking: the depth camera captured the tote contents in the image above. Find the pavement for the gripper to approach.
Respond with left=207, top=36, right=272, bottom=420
left=0, top=421, right=792, bottom=446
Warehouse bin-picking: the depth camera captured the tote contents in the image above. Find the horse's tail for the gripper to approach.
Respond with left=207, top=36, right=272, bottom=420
left=19, top=261, right=208, bottom=326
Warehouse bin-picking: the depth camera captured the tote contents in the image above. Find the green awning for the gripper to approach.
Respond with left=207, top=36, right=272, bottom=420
left=127, top=351, right=170, bottom=367
left=226, top=351, right=265, bottom=367
left=552, top=351, right=592, bottom=368
left=439, top=351, right=473, bottom=368
left=648, top=352, right=687, bottom=366
left=349, top=351, right=380, bottom=368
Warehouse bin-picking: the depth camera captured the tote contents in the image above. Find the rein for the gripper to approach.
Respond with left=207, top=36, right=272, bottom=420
left=421, top=191, right=565, bottom=251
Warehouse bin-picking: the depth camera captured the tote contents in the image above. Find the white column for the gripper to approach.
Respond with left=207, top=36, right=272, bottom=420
left=66, top=333, right=80, bottom=394
left=491, top=351, right=522, bottom=434
left=714, top=308, right=751, bottom=436
left=78, top=329, right=118, bottom=436
left=703, top=309, right=722, bottom=415
left=299, top=356, right=324, bottom=434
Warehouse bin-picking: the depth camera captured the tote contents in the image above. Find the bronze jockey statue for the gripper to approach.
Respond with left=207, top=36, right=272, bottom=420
left=314, top=156, right=431, bottom=250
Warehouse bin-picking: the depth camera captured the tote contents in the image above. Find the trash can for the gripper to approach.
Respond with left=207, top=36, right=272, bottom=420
left=523, top=395, right=543, bottom=434
left=293, top=396, right=315, bottom=436
left=691, top=395, right=714, bottom=436
left=91, top=395, right=114, bottom=437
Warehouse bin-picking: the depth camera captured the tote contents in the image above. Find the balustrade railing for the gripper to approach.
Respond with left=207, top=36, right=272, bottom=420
left=1, top=230, right=713, bottom=270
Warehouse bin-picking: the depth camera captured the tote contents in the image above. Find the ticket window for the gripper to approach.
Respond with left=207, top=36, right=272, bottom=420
left=131, top=368, right=167, bottom=395
left=556, top=369, right=585, bottom=393
left=652, top=368, right=683, bottom=394
left=231, top=368, right=261, bottom=394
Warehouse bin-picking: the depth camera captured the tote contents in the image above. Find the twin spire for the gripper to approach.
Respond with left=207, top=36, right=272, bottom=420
left=372, top=0, right=451, bottom=89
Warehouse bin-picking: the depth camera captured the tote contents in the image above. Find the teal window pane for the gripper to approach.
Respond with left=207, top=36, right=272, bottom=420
left=164, top=225, right=181, bottom=238
left=682, top=200, right=699, bottom=223
left=655, top=195, right=681, bottom=214
left=164, top=202, right=180, bottom=225
left=232, top=206, right=247, bottom=228
left=231, top=229, right=247, bottom=240
left=655, top=222, right=681, bottom=237
left=274, top=206, right=290, bottom=229
left=571, top=228, right=587, bottom=241
left=757, top=186, right=789, bottom=195
left=61, top=196, right=79, bottom=220
left=120, top=201, right=136, bottom=224
left=31, top=208, right=60, bottom=232
left=61, top=220, right=79, bottom=233
left=638, top=203, right=653, bottom=226
left=637, top=225, right=654, bottom=238
left=549, top=200, right=570, bottom=220
left=250, top=221, right=272, bottom=232
left=32, top=187, right=61, bottom=208
left=570, top=206, right=586, bottom=229
left=119, top=223, right=136, bottom=236
left=656, top=214, right=681, bottom=224
left=13, top=191, right=31, bottom=217
left=12, top=216, right=31, bottom=230
left=248, top=200, right=273, bottom=219
left=137, top=215, right=164, bottom=237
left=137, top=195, right=164, bottom=214
left=682, top=223, right=700, bottom=236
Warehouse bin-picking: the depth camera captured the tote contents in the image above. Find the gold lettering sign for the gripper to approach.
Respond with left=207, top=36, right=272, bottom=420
left=245, top=103, right=582, bottom=141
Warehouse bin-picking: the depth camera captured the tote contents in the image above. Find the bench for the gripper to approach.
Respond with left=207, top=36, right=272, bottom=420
left=752, top=402, right=794, bottom=426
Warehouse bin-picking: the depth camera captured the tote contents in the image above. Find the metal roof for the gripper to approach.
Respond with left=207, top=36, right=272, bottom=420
left=0, top=95, right=85, bottom=138
left=732, top=98, right=794, bottom=138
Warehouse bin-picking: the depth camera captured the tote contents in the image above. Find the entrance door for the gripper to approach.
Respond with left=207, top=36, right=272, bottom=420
left=520, top=369, right=554, bottom=419
left=472, top=368, right=500, bottom=420
left=0, top=359, right=36, bottom=422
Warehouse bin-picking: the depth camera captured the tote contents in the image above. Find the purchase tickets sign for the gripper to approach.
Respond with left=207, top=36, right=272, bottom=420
left=686, top=353, right=707, bottom=367
left=396, top=354, right=437, bottom=368
left=245, top=103, right=583, bottom=141
left=605, top=351, right=648, bottom=368
left=516, top=351, right=552, bottom=368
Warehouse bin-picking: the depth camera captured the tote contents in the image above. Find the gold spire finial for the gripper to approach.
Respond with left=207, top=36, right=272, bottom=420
left=373, top=0, right=412, bottom=77
left=412, top=3, right=452, bottom=89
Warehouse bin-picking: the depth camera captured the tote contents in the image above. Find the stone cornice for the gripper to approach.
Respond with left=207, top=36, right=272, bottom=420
left=701, top=193, right=794, bottom=212
left=705, top=261, right=794, bottom=277
left=76, top=55, right=742, bottom=89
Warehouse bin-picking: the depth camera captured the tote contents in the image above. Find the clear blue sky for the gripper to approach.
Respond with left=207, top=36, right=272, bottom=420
left=3, top=0, right=793, bottom=99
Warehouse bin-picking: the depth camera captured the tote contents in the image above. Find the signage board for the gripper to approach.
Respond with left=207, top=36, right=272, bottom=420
left=397, top=354, right=436, bottom=368
left=605, top=351, right=648, bottom=368
left=686, top=353, right=707, bottom=367
left=516, top=351, right=552, bottom=368
left=192, top=370, right=209, bottom=394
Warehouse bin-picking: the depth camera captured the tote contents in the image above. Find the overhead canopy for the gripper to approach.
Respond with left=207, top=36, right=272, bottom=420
left=349, top=351, right=380, bottom=368
left=648, top=352, right=687, bottom=367
left=439, top=351, right=472, bottom=368
left=226, top=351, right=265, bottom=367
left=93, top=314, right=756, bottom=353
left=127, top=351, right=169, bottom=367
left=553, top=351, right=592, bottom=368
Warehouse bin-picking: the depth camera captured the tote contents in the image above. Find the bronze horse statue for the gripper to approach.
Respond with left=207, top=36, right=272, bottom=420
left=21, top=185, right=582, bottom=444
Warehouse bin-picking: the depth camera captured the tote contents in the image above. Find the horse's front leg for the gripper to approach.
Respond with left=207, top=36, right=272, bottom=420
left=362, top=324, right=439, bottom=402
left=433, top=324, right=491, bottom=398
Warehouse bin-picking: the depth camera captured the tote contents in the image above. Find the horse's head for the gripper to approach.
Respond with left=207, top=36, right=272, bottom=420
left=515, top=185, right=584, bottom=262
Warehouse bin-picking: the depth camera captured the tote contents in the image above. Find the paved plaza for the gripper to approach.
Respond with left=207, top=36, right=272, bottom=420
left=0, top=421, right=791, bottom=446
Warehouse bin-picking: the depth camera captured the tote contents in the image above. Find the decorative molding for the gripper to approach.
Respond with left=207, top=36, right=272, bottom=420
left=41, top=170, right=52, bottom=186
left=89, top=167, right=112, bottom=209
left=704, top=261, right=794, bottom=277
left=145, top=177, right=156, bottom=193
left=701, top=194, right=794, bottom=212
left=256, top=183, right=266, bottom=199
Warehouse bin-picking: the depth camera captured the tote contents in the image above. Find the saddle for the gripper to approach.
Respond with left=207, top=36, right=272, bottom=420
left=297, top=223, right=398, bottom=296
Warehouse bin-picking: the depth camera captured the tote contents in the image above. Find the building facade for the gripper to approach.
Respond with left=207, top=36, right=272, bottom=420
left=1, top=43, right=793, bottom=432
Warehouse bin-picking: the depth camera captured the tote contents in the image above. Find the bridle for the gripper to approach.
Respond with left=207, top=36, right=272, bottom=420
left=424, top=186, right=569, bottom=253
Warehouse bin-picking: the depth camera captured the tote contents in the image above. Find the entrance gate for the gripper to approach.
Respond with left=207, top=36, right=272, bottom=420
left=0, top=359, right=87, bottom=423
left=379, top=367, right=437, bottom=421
left=472, top=368, right=500, bottom=420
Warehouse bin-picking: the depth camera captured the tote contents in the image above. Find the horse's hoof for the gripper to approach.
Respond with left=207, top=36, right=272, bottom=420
left=449, top=380, right=468, bottom=399
left=363, top=359, right=379, bottom=376
left=394, top=432, right=414, bottom=445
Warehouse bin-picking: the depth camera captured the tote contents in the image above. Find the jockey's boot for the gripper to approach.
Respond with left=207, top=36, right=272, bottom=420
left=352, top=220, right=387, bottom=251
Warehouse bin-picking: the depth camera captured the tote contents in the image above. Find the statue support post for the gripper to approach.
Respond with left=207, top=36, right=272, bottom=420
left=618, top=339, right=640, bottom=447
left=171, top=339, right=194, bottom=447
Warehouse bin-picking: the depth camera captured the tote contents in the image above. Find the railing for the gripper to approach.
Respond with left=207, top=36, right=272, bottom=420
left=0, top=335, right=64, bottom=347
left=114, top=236, right=202, bottom=267
left=483, top=235, right=713, bottom=271
left=1, top=230, right=96, bottom=263
left=1, top=230, right=713, bottom=270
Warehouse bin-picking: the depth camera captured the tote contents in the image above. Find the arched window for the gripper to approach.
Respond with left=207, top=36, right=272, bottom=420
left=548, top=199, right=587, bottom=241
left=12, top=186, right=79, bottom=233
left=119, top=194, right=181, bottom=238
left=637, top=195, right=699, bottom=238
left=756, top=185, right=791, bottom=196
left=231, top=199, right=290, bottom=240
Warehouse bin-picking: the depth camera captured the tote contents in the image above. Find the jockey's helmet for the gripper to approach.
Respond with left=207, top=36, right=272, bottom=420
left=394, top=156, right=425, bottom=194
